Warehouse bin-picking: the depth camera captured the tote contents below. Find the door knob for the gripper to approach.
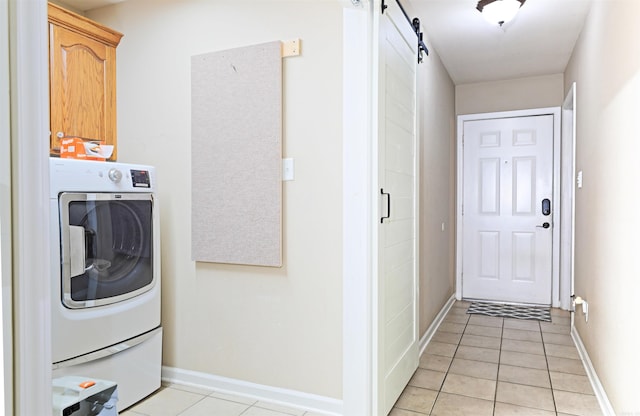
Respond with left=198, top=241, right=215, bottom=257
left=536, top=222, right=550, bottom=229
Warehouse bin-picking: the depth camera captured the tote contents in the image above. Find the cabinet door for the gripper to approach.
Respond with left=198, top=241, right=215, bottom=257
left=49, top=24, right=117, bottom=159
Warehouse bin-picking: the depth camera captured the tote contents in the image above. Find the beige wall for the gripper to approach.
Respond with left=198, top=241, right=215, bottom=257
left=564, top=1, right=640, bottom=413
left=89, top=0, right=344, bottom=399
left=456, top=73, right=564, bottom=115
left=88, top=0, right=459, bottom=401
left=416, top=42, right=456, bottom=335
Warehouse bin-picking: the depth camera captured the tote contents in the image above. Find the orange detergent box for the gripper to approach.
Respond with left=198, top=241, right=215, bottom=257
left=60, top=137, right=113, bottom=161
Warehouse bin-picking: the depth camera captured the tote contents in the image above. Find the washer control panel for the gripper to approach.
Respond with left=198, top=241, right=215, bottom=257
left=131, top=169, right=151, bottom=188
left=50, top=158, right=156, bottom=195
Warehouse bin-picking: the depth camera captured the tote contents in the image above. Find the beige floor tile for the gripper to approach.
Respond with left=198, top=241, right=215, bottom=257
left=425, top=341, right=458, bottom=357
left=502, top=328, right=542, bottom=342
left=551, top=315, right=571, bottom=326
left=448, top=358, right=498, bottom=380
left=542, top=332, right=574, bottom=346
left=243, top=407, right=299, bottom=416
left=501, top=338, right=545, bottom=355
left=441, top=373, right=497, bottom=400
left=127, top=387, right=207, bottom=416
left=540, top=322, right=571, bottom=334
left=550, top=371, right=595, bottom=394
left=452, top=300, right=471, bottom=309
left=430, top=392, right=494, bottom=416
left=439, top=322, right=466, bottom=334
left=460, top=333, right=501, bottom=349
left=547, top=356, right=587, bottom=375
left=464, top=324, right=502, bottom=338
left=444, top=314, right=470, bottom=324
left=166, top=383, right=215, bottom=396
left=419, top=353, right=453, bottom=372
left=388, top=408, right=427, bottom=416
left=455, top=345, right=500, bottom=363
left=408, top=368, right=446, bottom=391
left=468, top=314, right=504, bottom=328
left=496, top=381, right=555, bottom=411
left=500, top=350, right=548, bottom=370
left=432, top=330, right=463, bottom=345
left=178, top=397, right=251, bottom=416
left=550, top=308, right=570, bottom=317
left=394, top=386, right=438, bottom=414
left=254, top=401, right=306, bottom=416
left=498, top=364, right=551, bottom=388
left=208, top=391, right=257, bottom=405
left=503, top=319, right=540, bottom=332
left=554, top=390, right=602, bottom=416
left=494, top=402, right=556, bottom=416
left=447, top=306, right=470, bottom=315
left=119, top=411, right=145, bottom=416
left=445, top=308, right=467, bottom=318
left=545, top=343, right=580, bottom=359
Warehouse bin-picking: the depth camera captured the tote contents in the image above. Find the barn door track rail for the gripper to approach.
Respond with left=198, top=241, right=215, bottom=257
left=381, top=0, right=429, bottom=62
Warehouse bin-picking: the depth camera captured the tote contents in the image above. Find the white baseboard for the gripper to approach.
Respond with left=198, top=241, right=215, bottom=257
left=419, top=294, right=457, bottom=354
left=161, top=366, right=343, bottom=415
left=571, top=327, right=615, bottom=416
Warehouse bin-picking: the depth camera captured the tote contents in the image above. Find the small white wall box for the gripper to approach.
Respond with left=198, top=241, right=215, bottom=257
left=52, top=376, right=118, bottom=416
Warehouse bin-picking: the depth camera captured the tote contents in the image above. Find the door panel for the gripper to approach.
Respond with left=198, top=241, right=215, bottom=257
left=378, top=2, right=418, bottom=415
left=463, top=115, right=553, bottom=305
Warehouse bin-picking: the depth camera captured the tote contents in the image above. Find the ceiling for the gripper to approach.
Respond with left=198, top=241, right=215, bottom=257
left=411, top=0, right=593, bottom=84
left=58, top=0, right=592, bottom=85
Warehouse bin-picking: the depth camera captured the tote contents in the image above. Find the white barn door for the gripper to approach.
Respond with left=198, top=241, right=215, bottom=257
left=377, top=2, right=419, bottom=414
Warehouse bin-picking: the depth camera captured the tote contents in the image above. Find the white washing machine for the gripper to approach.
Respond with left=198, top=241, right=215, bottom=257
left=50, top=158, right=162, bottom=410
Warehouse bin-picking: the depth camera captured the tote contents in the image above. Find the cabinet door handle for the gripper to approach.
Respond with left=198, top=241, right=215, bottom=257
left=380, top=188, right=391, bottom=223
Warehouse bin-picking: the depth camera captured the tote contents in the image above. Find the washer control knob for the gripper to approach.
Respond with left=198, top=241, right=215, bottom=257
left=108, top=168, right=123, bottom=183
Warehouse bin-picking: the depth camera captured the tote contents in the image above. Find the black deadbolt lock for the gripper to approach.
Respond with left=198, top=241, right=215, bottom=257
left=542, top=198, right=551, bottom=216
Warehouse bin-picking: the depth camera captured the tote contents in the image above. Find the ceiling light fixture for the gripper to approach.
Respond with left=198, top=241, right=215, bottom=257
left=477, top=0, right=526, bottom=26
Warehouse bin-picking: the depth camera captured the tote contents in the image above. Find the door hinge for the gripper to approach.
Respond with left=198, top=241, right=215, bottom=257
left=381, top=0, right=387, bottom=14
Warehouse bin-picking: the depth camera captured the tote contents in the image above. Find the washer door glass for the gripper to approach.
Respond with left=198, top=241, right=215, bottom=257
left=59, top=193, right=156, bottom=308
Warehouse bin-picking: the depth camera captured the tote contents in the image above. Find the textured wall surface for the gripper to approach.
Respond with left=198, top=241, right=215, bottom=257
left=191, top=41, right=282, bottom=267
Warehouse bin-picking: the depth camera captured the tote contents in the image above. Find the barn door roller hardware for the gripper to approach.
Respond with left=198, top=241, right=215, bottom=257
left=381, top=0, right=430, bottom=63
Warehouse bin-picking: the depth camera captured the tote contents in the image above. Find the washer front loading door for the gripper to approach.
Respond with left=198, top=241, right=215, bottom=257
left=59, top=192, right=156, bottom=308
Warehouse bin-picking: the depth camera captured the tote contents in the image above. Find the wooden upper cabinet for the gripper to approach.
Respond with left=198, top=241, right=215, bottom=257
left=48, top=3, right=123, bottom=160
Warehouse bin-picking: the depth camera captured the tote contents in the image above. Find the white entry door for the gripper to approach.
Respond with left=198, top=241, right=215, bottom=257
left=377, top=2, right=418, bottom=415
left=462, top=115, right=554, bottom=305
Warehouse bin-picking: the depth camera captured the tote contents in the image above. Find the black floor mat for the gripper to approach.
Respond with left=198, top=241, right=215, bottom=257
left=467, top=302, right=551, bottom=322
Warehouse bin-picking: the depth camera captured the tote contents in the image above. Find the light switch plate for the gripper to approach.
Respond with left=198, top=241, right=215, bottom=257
left=283, top=158, right=294, bottom=181
left=577, top=170, right=583, bottom=188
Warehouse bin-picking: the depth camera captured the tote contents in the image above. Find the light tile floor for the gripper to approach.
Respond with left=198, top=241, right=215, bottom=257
left=120, top=301, right=602, bottom=416
left=120, top=383, right=331, bottom=416
left=390, top=300, right=603, bottom=416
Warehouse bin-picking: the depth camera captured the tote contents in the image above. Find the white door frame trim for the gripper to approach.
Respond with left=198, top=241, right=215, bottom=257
left=0, top=1, right=12, bottom=412
left=456, top=107, right=566, bottom=308
left=9, top=0, right=52, bottom=413
left=342, top=3, right=375, bottom=416
left=562, top=83, right=577, bottom=312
